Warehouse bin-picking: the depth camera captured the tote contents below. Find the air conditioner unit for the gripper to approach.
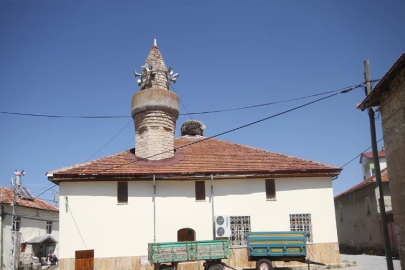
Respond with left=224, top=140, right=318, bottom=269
left=215, top=215, right=231, bottom=238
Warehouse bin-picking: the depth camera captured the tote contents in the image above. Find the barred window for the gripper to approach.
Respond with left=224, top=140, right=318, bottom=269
left=265, top=179, right=276, bottom=199
left=230, top=216, right=251, bottom=247
left=195, top=181, right=205, bottom=201
left=290, top=213, right=313, bottom=243
left=117, top=182, right=128, bottom=203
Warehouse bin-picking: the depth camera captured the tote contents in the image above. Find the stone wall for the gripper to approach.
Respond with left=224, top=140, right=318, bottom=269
left=380, top=72, right=405, bottom=269
left=134, top=110, right=177, bottom=160
left=58, top=243, right=340, bottom=270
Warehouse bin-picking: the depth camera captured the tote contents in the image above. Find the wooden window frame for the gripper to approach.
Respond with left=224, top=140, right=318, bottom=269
left=195, top=181, right=206, bottom=201
left=117, top=182, right=128, bottom=204
left=46, top=221, right=52, bottom=234
left=265, top=179, right=276, bottom=200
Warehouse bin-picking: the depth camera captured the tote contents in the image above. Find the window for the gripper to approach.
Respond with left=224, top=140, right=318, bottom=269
left=265, top=179, right=276, bottom=200
left=339, top=205, right=343, bottom=221
left=46, top=221, right=52, bottom=234
left=365, top=197, right=371, bottom=214
left=290, top=214, right=313, bottom=243
left=12, top=216, right=21, bottom=231
left=117, top=182, right=128, bottom=203
left=195, top=181, right=205, bottom=201
left=230, top=216, right=251, bottom=247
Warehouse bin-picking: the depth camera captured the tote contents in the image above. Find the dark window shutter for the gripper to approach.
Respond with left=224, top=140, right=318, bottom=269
left=117, top=182, right=128, bottom=203
left=266, top=179, right=276, bottom=199
left=195, top=181, right=205, bottom=201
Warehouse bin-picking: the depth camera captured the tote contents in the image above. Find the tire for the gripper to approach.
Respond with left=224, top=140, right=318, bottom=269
left=208, top=263, right=224, bottom=270
left=256, top=259, right=273, bottom=270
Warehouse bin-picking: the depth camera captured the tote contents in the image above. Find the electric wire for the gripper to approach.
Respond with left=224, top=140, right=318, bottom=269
left=94, top=84, right=363, bottom=174
left=85, top=119, right=133, bottom=162
left=0, top=82, right=375, bottom=119
left=66, top=197, right=88, bottom=250
left=0, top=152, right=12, bottom=171
left=33, top=184, right=56, bottom=199
left=340, top=138, right=383, bottom=168
left=171, top=85, right=193, bottom=120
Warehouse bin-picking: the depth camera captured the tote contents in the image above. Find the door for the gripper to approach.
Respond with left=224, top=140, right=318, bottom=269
left=177, top=228, right=196, bottom=242
left=75, top=250, right=94, bottom=270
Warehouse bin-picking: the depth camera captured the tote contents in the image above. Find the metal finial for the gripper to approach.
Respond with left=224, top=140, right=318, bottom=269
left=154, top=39, right=157, bottom=46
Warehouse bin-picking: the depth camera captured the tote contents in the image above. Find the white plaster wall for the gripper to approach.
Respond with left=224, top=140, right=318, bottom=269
left=59, top=177, right=337, bottom=259
left=1, top=205, right=59, bottom=270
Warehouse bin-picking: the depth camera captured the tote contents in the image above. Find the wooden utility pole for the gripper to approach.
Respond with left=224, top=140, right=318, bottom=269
left=364, top=60, right=394, bottom=270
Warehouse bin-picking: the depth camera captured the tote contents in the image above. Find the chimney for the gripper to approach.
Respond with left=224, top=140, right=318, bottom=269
left=131, top=40, right=179, bottom=160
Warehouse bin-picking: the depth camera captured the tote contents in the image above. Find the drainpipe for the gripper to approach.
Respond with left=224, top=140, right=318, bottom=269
left=211, top=174, right=215, bottom=240
left=153, top=175, right=156, bottom=243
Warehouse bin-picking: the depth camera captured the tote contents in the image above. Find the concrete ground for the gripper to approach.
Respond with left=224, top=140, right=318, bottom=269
left=340, top=254, right=401, bottom=270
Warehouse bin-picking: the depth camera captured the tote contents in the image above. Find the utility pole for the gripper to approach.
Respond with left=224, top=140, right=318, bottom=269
left=9, top=170, right=24, bottom=270
left=364, top=60, right=394, bottom=270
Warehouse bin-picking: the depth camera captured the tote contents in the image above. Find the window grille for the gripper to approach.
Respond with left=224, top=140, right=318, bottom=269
left=365, top=197, right=371, bottom=214
left=290, top=214, right=313, bottom=243
left=12, top=216, right=21, bottom=231
left=339, top=205, right=343, bottom=221
left=46, top=221, right=52, bottom=234
left=117, top=182, right=128, bottom=203
left=265, top=179, right=276, bottom=199
left=230, top=216, right=251, bottom=247
left=195, top=181, right=205, bottom=201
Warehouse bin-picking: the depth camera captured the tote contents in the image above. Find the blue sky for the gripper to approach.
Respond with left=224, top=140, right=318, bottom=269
left=0, top=1, right=404, bottom=202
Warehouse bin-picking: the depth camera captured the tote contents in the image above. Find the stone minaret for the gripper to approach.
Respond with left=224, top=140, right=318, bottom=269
left=132, top=40, right=179, bottom=160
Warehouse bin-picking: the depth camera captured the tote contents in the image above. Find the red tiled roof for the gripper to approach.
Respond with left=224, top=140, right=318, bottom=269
left=48, top=136, right=341, bottom=180
left=334, top=168, right=388, bottom=199
left=0, top=187, right=59, bottom=212
left=359, top=150, right=386, bottom=163
left=358, top=53, right=405, bottom=110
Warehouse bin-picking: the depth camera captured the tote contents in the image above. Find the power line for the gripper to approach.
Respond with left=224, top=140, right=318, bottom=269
left=0, top=152, right=12, bottom=171
left=85, top=119, right=133, bottom=162
left=66, top=197, right=87, bottom=249
left=34, top=184, right=56, bottom=199
left=171, top=85, right=193, bottom=120
left=94, top=83, right=363, bottom=174
left=340, top=138, right=384, bottom=168
left=0, top=82, right=375, bottom=119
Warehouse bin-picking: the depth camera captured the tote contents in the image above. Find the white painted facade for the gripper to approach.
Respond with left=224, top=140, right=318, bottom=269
left=0, top=204, right=59, bottom=269
left=58, top=176, right=338, bottom=260
left=361, top=156, right=387, bottom=179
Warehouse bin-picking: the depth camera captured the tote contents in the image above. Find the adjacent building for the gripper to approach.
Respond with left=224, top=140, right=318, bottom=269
left=334, top=167, right=397, bottom=255
left=358, top=53, right=405, bottom=269
left=0, top=186, right=59, bottom=269
left=360, top=148, right=386, bottom=180
left=48, top=41, right=342, bottom=270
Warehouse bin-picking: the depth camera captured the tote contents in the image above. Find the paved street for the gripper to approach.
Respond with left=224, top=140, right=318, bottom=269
left=340, top=254, right=401, bottom=270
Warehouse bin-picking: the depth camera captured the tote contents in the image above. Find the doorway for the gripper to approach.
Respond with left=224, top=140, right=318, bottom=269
left=177, top=228, right=196, bottom=242
left=75, top=249, right=94, bottom=270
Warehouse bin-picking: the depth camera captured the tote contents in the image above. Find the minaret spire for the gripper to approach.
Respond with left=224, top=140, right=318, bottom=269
left=131, top=42, right=180, bottom=160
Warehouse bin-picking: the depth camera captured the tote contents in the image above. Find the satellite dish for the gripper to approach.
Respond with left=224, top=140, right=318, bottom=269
left=168, top=67, right=173, bottom=74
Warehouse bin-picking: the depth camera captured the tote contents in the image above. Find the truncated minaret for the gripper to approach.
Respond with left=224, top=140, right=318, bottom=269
left=132, top=40, right=179, bottom=160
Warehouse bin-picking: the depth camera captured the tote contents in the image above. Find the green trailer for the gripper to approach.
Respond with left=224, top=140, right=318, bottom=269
left=148, top=240, right=231, bottom=270
left=247, top=231, right=307, bottom=270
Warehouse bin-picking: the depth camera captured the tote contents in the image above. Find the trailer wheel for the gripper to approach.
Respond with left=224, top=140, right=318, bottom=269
left=256, top=259, right=273, bottom=270
left=208, top=264, right=224, bottom=270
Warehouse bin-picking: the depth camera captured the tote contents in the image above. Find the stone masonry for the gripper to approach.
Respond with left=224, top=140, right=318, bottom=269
left=379, top=73, right=405, bottom=269
left=134, top=109, right=177, bottom=160
left=132, top=41, right=179, bottom=160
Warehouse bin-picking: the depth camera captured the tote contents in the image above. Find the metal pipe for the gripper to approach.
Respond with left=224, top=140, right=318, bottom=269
left=153, top=175, right=156, bottom=243
left=211, top=174, right=215, bottom=240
